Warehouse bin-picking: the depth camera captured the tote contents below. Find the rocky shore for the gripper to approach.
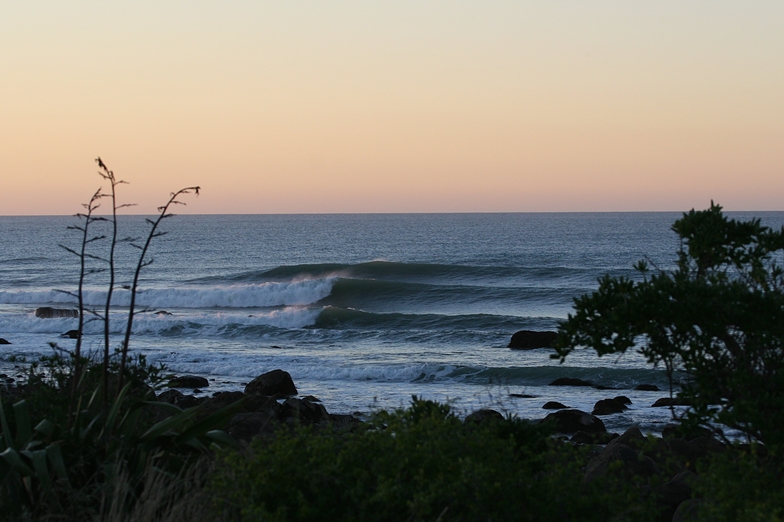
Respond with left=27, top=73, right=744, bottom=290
left=153, top=367, right=731, bottom=522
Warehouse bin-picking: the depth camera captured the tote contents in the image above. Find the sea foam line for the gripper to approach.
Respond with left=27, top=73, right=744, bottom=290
left=0, top=278, right=337, bottom=309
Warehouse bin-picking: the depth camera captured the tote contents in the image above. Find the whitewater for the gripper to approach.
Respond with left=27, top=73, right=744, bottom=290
left=2, top=212, right=783, bottom=434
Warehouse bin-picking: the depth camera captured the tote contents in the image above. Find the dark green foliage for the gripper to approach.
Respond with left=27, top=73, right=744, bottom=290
left=556, top=203, right=784, bottom=447
left=692, top=447, right=784, bottom=522
left=212, top=397, right=657, bottom=522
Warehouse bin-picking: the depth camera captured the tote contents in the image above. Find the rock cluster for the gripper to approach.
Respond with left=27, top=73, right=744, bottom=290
left=152, top=369, right=363, bottom=445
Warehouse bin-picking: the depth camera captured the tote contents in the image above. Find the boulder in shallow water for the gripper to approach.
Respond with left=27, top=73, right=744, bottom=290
left=245, top=369, right=298, bottom=397
left=61, top=330, right=80, bottom=339
left=542, top=401, right=568, bottom=410
left=549, top=377, right=594, bottom=387
left=592, top=397, right=629, bottom=416
left=541, top=409, right=607, bottom=434
left=35, top=307, right=78, bottom=318
left=465, top=409, right=504, bottom=425
left=167, top=375, right=209, bottom=388
left=0, top=338, right=10, bottom=345
left=635, top=383, right=660, bottom=391
left=508, top=330, right=558, bottom=349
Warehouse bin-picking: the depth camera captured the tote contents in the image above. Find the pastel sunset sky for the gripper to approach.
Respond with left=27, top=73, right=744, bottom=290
left=2, top=2, right=782, bottom=215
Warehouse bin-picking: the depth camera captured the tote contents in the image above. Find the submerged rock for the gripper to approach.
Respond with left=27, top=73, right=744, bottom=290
left=549, top=377, right=594, bottom=387
left=35, top=307, right=78, bottom=318
left=542, top=401, right=568, bottom=410
left=167, top=375, right=209, bottom=388
left=508, top=330, right=557, bottom=349
left=465, top=409, right=504, bottom=425
left=0, top=338, right=10, bottom=345
left=61, top=330, right=80, bottom=339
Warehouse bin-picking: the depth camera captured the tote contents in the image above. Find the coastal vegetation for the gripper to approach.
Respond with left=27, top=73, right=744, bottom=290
left=2, top=182, right=783, bottom=521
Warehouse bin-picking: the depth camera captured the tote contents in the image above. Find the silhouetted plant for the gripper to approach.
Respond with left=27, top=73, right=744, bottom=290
left=118, top=185, right=199, bottom=393
left=58, top=188, right=104, bottom=410
left=95, top=157, right=131, bottom=405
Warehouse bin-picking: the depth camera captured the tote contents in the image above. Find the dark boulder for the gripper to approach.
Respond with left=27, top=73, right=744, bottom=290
left=635, top=383, right=660, bottom=391
left=508, top=393, right=537, bottom=398
left=35, top=307, right=78, bottom=318
left=541, top=409, right=607, bottom=434
left=245, top=369, right=298, bottom=397
left=610, top=426, right=646, bottom=450
left=662, top=423, right=711, bottom=440
left=167, top=375, right=209, bottom=389
left=328, top=413, right=365, bottom=432
left=280, top=396, right=329, bottom=425
left=158, top=389, right=185, bottom=405
left=465, top=409, right=504, bottom=425
left=61, top=330, right=80, bottom=339
left=584, top=442, right=659, bottom=482
left=652, top=397, right=691, bottom=407
left=542, top=401, right=568, bottom=410
left=672, top=498, right=704, bottom=522
left=549, top=377, right=594, bottom=387
left=508, top=330, right=557, bottom=349
left=657, top=470, right=697, bottom=520
left=570, top=431, right=618, bottom=445
left=592, top=397, right=629, bottom=416
left=0, top=338, right=10, bottom=345
left=228, top=411, right=279, bottom=443
left=614, top=395, right=632, bottom=405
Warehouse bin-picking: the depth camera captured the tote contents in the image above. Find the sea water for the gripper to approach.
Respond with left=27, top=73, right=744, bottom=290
left=2, top=212, right=783, bottom=434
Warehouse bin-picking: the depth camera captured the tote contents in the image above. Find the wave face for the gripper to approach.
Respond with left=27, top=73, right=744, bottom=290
left=4, top=212, right=784, bottom=430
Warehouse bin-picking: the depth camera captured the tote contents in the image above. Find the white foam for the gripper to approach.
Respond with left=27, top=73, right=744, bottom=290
left=0, top=306, right=321, bottom=335
left=0, top=278, right=336, bottom=309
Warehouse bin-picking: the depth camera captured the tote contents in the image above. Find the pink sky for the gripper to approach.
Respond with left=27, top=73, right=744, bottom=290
left=2, top=2, right=782, bottom=215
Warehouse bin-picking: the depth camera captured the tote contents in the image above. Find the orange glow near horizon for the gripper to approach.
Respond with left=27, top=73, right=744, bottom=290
left=1, top=2, right=783, bottom=215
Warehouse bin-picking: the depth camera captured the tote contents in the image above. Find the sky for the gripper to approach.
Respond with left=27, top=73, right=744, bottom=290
left=1, top=1, right=783, bottom=215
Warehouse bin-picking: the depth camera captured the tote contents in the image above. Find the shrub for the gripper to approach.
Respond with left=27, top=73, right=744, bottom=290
left=556, top=203, right=784, bottom=448
left=211, top=397, right=658, bottom=522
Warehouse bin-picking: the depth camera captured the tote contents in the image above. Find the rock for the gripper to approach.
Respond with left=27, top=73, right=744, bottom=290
left=167, top=375, right=209, bottom=388
left=543, top=401, right=568, bottom=410
left=541, top=409, right=607, bottom=434
left=328, top=413, right=365, bottom=432
left=61, top=330, right=80, bottom=339
left=158, top=389, right=185, bottom=404
left=508, top=330, right=558, bottom=349
left=657, top=470, right=697, bottom=520
left=592, top=397, right=629, bottom=416
left=280, top=397, right=329, bottom=425
left=672, top=498, right=704, bottom=522
left=584, top=442, right=659, bottom=482
left=228, top=411, right=279, bottom=443
left=614, top=395, right=632, bottom=405
left=155, top=310, right=173, bottom=316
left=35, top=307, right=78, bottom=318
left=465, top=409, right=504, bottom=424
left=0, top=338, right=10, bottom=345
left=245, top=369, right=298, bottom=397
left=662, top=423, right=711, bottom=440
left=570, top=431, right=618, bottom=445
left=610, top=426, right=646, bottom=449
left=549, top=377, right=594, bottom=387
left=652, top=397, right=691, bottom=407
left=635, top=383, right=660, bottom=391
left=509, top=393, right=537, bottom=398
left=665, top=438, right=707, bottom=469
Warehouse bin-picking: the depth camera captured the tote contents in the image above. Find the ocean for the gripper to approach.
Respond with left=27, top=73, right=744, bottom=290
left=2, top=211, right=783, bottom=435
